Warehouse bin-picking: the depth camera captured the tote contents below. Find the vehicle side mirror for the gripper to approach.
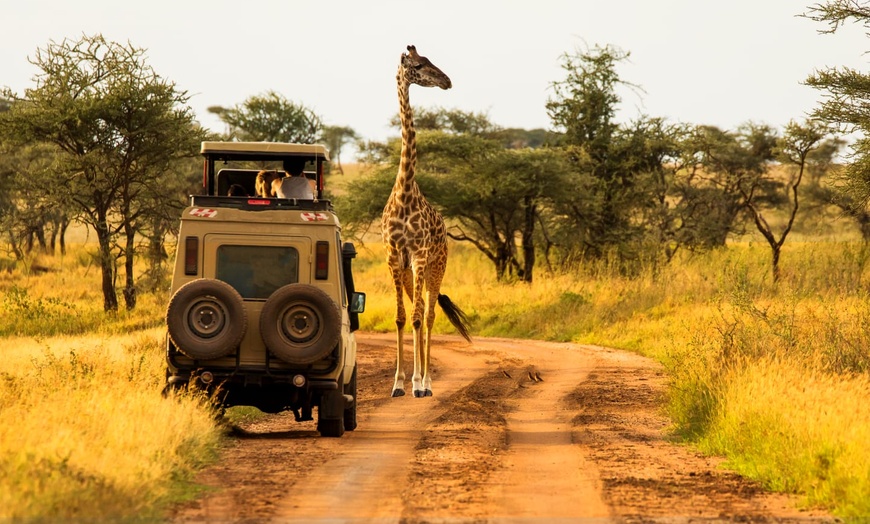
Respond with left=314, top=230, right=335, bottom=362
left=349, top=292, right=366, bottom=314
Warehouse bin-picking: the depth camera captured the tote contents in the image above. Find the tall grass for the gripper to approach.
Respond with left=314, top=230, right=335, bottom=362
left=707, top=358, right=870, bottom=516
left=353, top=239, right=870, bottom=517
left=3, top=235, right=870, bottom=518
left=0, top=249, right=221, bottom=521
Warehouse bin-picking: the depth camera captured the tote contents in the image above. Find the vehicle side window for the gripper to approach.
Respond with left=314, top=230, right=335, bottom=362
left=216, top=245, right=298, bottom=299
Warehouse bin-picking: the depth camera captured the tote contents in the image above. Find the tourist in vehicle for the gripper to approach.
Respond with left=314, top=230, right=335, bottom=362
left=255, top=170, right=280, bottom=197
left=227, top=184, right=248, bottom=197
left=275, top=158, right=314, bottom=199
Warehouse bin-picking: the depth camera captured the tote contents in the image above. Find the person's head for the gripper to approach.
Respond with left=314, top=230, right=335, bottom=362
left=283, top=157, right=307, bottom=177
left=227, top=184, right=247, bottom=197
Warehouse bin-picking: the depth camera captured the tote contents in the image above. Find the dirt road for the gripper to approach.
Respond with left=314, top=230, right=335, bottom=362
left=170, top=333, right=833, bottom=522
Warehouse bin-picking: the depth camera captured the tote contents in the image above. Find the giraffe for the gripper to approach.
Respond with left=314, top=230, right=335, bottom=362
left=382, top=44, right=471, bottom=398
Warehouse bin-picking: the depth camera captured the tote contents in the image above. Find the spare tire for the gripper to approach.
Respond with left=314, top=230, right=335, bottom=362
left=166, top=279, right=247, bottom=360
left=260, top=284, right=341, bottom=365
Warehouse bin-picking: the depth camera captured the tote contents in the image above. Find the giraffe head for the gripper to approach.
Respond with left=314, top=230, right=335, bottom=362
left=400, top=45, right=452, bottom=90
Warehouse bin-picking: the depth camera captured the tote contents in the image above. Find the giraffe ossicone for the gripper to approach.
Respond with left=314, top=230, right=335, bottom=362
left=381, top=44, right=470, bottom=399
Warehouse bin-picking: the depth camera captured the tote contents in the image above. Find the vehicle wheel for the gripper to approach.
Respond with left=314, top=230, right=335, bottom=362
left=318, top=417, right=345, bottom=438
left=166, top=279, right=247, bottom=360
left=318, top=388, right=346, bottom=438
left=344, top=364, right=358, bottom=431
left=259, top=284, right=341, bottom=365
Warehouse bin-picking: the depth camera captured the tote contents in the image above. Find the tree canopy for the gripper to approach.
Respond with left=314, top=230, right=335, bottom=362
left=804, top=1, right=870, bottom=206
left=0, top=34, right=205, bottom=311
left=0, top=25, right=854, bottom=294
left=337, top=40, right=844, bottom=283
left=208, top=91, right=322, bottom=143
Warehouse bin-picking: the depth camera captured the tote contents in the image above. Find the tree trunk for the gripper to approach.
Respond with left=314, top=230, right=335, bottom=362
left=48, top=215, right=70, bottom=256
left=494, top=242, right=512, bottom=281
left=123, top=219, right=137, bottom=311
left=49, top=227, right=57, bottom=255
left=858, top=212, right=870, bottom=242
left=25, top=227, right=34, bottom=254
left=7, top=231, right=23, bottom=261
left=771, top=244, right=781, bottom=283
left=147, top=222, right=168, bottom=269
left=521, top=197, right=536, bottom=283
left=59, top=217, right=70, bottom=256
left=35, top=225, right=48, bottom=253
left=96, top=214, right=118, bottom=312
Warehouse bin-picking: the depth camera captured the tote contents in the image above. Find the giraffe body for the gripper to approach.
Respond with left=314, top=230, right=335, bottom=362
left=382, top=45, right=470, bottom=398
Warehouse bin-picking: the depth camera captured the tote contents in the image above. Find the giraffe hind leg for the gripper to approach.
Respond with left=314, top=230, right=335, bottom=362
left=419, top=265, right=444, bottom=397
left=410, top=262, right=430, bottom=398
left=390, top=264, right=410, bottom=397
left=419, top=287, right=440, bottom=397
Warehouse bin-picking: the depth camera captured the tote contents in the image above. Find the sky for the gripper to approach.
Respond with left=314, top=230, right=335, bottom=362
left=2, top=1, right=869, bottom=159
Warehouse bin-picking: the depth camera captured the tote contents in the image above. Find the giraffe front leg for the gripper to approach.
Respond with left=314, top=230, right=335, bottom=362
left=390, top=265, right=408, bottom=398
left=392, top=344, right=406, bottom=397
left=411, top=268, right=428, bottom=398
left=411, top=324, right=426, bottom=397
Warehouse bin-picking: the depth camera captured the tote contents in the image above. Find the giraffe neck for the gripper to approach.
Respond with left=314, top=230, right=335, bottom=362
left=395, top=71, right=417, bottom=195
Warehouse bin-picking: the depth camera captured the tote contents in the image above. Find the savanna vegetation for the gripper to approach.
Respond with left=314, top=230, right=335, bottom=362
left=3, top=0, right=870, bottom=519
left=3, top=231, right=870, bottom=519
left=0, top=251, right=222, bottom=520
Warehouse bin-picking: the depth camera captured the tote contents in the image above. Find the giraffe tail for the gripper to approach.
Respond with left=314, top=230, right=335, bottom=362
left=437, top=294, right=472, bottom=342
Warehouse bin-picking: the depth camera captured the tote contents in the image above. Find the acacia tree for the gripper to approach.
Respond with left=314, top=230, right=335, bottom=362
left=545, top=44, right=659, bottom=263
left=339, top=120, right=571, bottom=282
left=680, top=124, right=778, bottom=247
left=622, top=117, right=695, bottom=263
left=0, top=143, right=75, bottom=258
left=741, top=120, right=825, bottom=282
left=804, top=1, right=870, bottom=206
left=208, top=91, right=322, bottom=143
left=0, top=34, right=204, bottom=311
left=422, top=133, right=570, bottom=282
left=0, top=100, right=59, bottom=259
left=320, top=125, right=358, bottom=174
left=390, top=107, right=500, bottom=136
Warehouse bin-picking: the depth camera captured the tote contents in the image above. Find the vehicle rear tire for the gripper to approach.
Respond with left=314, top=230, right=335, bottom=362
left=344, top=364, right=358, bottom=431
left=166, top=279, right=247, bottom=360
left=317, top=388, right=346, bottom=438
left=318, top=417, right=345, bottom=438
left=259, top=284, right=341, bottom=365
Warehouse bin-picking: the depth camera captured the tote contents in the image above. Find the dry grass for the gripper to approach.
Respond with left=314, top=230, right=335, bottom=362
left=352, top=239, right=870, bottom=517
left=0, top=329, right=222, bottom=520
left=0, top=249, right=221, bottom=520
left=2, top=231, right=870, bottom=518
left=709, top=358, right=870, bottom=515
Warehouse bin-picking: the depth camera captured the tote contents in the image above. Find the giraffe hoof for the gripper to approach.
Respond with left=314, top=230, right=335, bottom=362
left=413, top=390, right=425, bottom=398
left=391, top=389, right=405, bottom=398
left=424, top=389, right=433, bottom=397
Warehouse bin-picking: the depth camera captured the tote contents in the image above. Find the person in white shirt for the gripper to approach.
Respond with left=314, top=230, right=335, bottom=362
left=275, top=158, right=314, bottom=199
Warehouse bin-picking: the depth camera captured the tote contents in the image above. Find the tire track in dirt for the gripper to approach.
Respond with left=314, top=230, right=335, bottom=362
left=400, top=367, right=518, bottom=521
left=379, top=338, right=614, bottom=522
left=266, top=335, right=487, bottom=522
left=495, top=355, right=610, bottom=519
left=169, top=333, right=835, bottom=523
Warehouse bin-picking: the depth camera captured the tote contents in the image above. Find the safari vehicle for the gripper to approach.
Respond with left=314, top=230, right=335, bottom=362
left=164, top=141, right=365, bottom=437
